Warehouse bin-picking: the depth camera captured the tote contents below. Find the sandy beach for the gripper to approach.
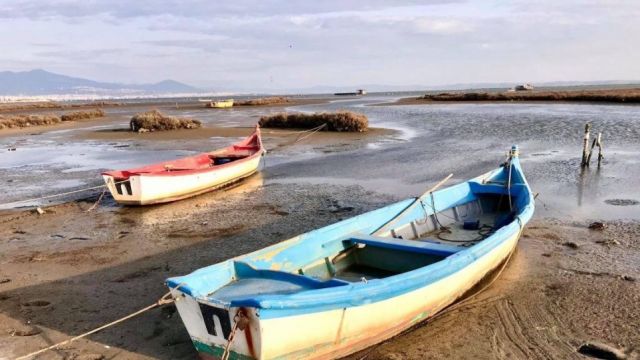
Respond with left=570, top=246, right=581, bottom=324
left=1, top=184, right=638, bottom=359
left=1, top=95, right=639, bottom=359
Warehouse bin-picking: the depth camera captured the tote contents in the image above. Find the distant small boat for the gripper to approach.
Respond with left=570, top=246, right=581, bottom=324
left=102, top=126, right=264, bottom=205
left=166, top=146, right=534, bottom=359
left=198, top=99, right=235, bottom=108
left=213, top=99, right=235, bottom=108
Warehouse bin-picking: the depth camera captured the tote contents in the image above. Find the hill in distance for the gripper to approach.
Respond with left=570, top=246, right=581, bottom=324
left=0, top=69, right=199, bottom=96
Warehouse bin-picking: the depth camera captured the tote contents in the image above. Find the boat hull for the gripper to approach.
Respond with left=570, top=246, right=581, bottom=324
left=211, top=100, right=234, bottom=108
left=172, top=226, right=521, bottom=359
left=103, top=154, right=262, bottom=205
left=167, top=145, right=534, bottom=359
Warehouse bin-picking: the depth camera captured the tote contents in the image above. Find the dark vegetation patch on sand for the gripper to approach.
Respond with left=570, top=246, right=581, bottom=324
left=605, top=198, right=640, bottom=206
left=0, top=113, right=62, bottom=129
left=394, top=88, right=640, bottom=105
left=259, top=111, right=368, bottom=132
left=0, top=109, right=106, bottom=130
left=129, top=110, right=201, bottom=132
left=234, top=96, right=292, bottom=106
left=60, top=108, right=105, bottom=121
left=0, top=101, right=120, bottom=113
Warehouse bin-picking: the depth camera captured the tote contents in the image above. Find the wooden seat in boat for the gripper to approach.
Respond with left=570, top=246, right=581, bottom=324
left=346, top=234, right=463, bottom=257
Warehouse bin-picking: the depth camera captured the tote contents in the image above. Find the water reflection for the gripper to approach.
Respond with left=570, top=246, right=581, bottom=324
left=2, top=98, right=639, bottom=221
left=113, top=173, right=264, bottom=226
left=576, top=166, right=602, bottom=207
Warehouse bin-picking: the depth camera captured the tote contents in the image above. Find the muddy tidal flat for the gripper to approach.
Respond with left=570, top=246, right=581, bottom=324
left=1, top=95, right=639, bottom=359
left=393, top=87, right=640, bottom=106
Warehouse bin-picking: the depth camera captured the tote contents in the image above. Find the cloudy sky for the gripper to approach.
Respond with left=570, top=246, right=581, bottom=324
left=1, top=0, right=639, bottom=90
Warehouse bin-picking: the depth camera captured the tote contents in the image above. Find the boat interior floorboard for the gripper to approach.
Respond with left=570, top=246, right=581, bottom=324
left=335, top=264, right=397, bottom=282
left=415, top=212, right=507, bottom=246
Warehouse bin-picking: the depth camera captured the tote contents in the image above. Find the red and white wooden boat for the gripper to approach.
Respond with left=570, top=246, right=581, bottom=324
left=102, top=126, right=265, bottom=205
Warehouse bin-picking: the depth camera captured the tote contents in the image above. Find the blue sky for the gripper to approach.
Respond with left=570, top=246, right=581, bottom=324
left=1, top=0, right=638, bottom=90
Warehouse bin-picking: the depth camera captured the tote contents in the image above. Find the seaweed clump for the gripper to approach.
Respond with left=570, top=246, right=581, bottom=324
left=130, top=110, right=202, bottom=132
left=259, top=111, right=368, bottom=132
left=60, top=108, right=106, bottom=121
left=235, top=97, right=291, bottom=106
left=0, top=114, right=61, bottom=129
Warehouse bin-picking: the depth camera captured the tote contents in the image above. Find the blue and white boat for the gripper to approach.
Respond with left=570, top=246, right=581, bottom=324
left=166, top=145, right=534, bottom=360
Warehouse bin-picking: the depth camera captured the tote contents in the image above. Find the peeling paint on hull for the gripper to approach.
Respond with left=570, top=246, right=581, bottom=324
left=168, top=146, right=534, bottom=360
left=102, top=127, right=264, bottom=205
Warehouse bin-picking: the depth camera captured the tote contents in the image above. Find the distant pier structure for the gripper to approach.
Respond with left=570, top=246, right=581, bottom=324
left=335, top=89, right=367, bottom=96
left=513, top=83, right=534, bottom=91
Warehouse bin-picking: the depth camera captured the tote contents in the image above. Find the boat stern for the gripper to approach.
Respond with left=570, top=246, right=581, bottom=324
left=171, top=293, right=261, bottom=360
left=167, top=262, right=263, bottom=360
left=102, top=174, right=143, bottom=205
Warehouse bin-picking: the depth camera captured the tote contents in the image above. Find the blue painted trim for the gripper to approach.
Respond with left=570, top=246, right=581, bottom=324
left=167, top=149, right=535, bottom=320
left=347, top=234, right=462, bottom=257
left=233, top=261, right=349, bottom=288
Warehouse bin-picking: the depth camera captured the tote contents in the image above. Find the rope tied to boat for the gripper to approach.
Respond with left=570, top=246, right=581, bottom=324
left=85, top=187, right=107, bottom=212
left=507, top=154, right=513, bottom=212
left=221, top=310, right=249, bottom=360
left=269, top=123, right=327, bottom=137
left=0, top=179, right=129, bottom=209
left=291, top=123, right=327, bottom=144
left=13, top=284, right=185, bottom=360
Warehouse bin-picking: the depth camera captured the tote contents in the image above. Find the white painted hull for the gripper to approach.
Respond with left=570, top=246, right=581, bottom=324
left=171, top=229, right=520, bottom=359
left=103, top=155, right=262, bottom=205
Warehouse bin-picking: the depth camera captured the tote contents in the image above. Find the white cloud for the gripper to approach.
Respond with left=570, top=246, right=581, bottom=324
left=411, top=18, right=473, bottom=34
left=0, top=0, right=639, bottom=89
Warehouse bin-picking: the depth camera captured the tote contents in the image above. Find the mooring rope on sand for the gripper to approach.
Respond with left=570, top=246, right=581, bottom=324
left=264, top=123, right=327, bottom=149
left=14, top=287, right=182, bottom=360
left=0, top=183, right=107, bottom=207
left=85, top=188, right=108, bottom=212
left=4, top=124, right=328, bottom=208
left=266, top=123, right=326, bottom=137
left=0, top=180, right=131, bottom=209
left=291, top=123, right=327, bottom=144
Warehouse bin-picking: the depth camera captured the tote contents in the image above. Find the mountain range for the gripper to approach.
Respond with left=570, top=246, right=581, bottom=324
left=0, top=69, right=199, bottom=96
left=1, top=69, right=638, bottom=97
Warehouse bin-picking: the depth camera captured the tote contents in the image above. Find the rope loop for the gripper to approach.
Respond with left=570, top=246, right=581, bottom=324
left=221, top=309, right=248, bottom=360
left=14, top=286, right=183, bottom=360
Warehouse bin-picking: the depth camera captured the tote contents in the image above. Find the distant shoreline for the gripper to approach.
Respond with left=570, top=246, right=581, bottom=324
left=0, top=97, right=329, bottom=135
left=390, top=87, right=640, bottom=106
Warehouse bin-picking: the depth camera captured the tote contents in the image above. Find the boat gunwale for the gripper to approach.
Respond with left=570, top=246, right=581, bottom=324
left=167, top=157, right=534, bottom=315
left=129, top=149, right=262, bottom=178
left=102, top=127, right=264, bottom=179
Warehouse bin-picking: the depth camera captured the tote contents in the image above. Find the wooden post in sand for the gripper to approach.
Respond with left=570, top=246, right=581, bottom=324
left=581, top=123, right=591, bottom=167
left=585, top=131, right=604, bottom=167
left=596, top=132, right=604, bottom=168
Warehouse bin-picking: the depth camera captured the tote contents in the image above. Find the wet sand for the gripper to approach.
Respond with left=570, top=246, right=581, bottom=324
left=387, top=87, right=640, bottom=106
left=387, top=96, right=640, bottom=107
left=0, top=183, right=638, bottom=360
left=76, top=126, right=395, bottom=150
left=0, top=97, right=328, bottom=138
left=1, top=96, right=639, bottom=359
left=347, top=219, right=640, bottom=359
